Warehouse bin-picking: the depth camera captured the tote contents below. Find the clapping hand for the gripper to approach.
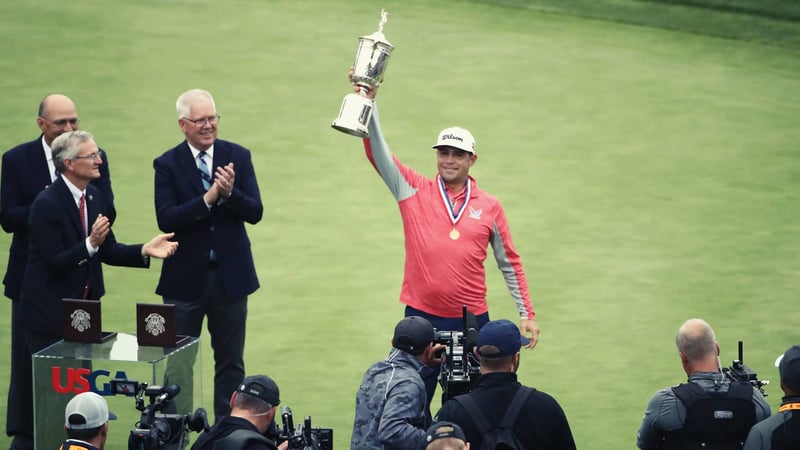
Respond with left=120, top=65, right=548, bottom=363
left=142, top=232, right=178, bottom=259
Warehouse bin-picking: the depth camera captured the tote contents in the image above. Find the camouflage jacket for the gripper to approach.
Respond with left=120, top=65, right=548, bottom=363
left=350, top=348, right=431, bottom=450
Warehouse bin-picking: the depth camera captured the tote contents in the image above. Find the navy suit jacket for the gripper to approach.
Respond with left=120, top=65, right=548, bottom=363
left=0, top=135, right=115, bottom=300
left=154, top=139, right=262, bottom=300
left=19, top=178, right=145, bottom=336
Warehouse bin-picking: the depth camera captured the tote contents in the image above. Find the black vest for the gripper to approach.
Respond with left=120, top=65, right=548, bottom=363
left=661, top=381, right=756, bottom=450
left=770, top=408, right=800, bottom=450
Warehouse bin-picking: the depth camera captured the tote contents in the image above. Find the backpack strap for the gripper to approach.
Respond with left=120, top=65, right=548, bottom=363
left=453, top=394, right=493, bottom=436
left=452, top=386, right=532, bottom=434
left=500, top=387, right=532, bottom=429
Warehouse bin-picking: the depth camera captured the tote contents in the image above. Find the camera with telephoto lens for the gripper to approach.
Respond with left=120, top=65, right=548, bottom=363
left=722, top=341, right=769, bottom=397
left=434, top=306, right=481, bottom=403
left=109, top=378, right=209, bottom=450
left=278, top=406, right=333, bottom=450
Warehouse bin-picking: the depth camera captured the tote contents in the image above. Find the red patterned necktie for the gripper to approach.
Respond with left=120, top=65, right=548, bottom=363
left=79, top=193, right=90, bottom=298
left=79, top=193, right=87, bottom=236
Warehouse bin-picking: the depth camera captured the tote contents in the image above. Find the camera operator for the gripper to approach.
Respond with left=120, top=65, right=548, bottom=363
left=637, top=318, right=771, bottom=449
left=435, top=319, right=576, bottom=449
left=59, top=392, right=117, bottom=450
left=192, top=375, right=288, bottom=450
left=744, top=344, right=800, bottom=450
left=351, top=316, right=445, bottom=450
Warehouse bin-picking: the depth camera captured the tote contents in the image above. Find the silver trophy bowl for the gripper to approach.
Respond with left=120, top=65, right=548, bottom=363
left=332, top=10, right=394, bottom=138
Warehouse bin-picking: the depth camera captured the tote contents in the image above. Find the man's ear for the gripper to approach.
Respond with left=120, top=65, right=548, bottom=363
left=230, top=391, right=237, bottom=410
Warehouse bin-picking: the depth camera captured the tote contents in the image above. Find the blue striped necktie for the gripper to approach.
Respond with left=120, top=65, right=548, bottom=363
left=198, top=152, right=212, bottom=191
left=198, top=151, right=216, bottom=261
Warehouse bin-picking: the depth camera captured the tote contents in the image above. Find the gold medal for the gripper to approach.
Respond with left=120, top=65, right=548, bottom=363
left=449, top=228, right=460, bottom=240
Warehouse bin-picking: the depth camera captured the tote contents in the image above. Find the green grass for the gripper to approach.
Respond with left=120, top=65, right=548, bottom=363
left=0, top=0, right=799, bottom=449
left=476, top=0, right=800, bottom=48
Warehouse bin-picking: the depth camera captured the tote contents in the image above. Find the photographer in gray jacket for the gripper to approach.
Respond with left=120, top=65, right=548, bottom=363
left=351, top=317, right=444, bottom=450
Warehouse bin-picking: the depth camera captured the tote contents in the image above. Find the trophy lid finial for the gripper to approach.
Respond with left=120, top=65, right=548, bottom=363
left=378, top=9, right=388, bottom=33
left=362, top=9, right=392, bottom=47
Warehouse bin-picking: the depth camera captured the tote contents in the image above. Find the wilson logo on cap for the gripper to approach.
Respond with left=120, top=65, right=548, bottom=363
left=441, top=134, right=464, bottom=142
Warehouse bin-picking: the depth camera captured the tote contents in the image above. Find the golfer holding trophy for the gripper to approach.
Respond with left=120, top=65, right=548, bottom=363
left=331, top=9, right=394, bottom=138
left=337, top=9, right=541, bottom=382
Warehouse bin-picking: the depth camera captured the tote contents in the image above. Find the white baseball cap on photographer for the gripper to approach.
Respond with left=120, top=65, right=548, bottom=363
left=432, top=127, right=476, bottom=154
left=65, top=392, right=117, bottom=430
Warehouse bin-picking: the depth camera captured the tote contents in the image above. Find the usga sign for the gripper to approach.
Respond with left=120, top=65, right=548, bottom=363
left=51, top=366, right=130, bottom=396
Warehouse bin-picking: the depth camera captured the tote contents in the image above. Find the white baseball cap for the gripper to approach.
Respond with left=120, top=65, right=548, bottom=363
left=432, top=127, right=476, bottom=154
left=65, top=392, right=117, bottom=430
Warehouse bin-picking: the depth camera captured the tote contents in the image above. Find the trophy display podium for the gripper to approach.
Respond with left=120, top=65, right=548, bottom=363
left=32, top=333, right=201, bottom=450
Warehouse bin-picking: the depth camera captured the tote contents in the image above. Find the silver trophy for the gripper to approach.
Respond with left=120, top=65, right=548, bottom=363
left=331, top=9, right=394, bottom=138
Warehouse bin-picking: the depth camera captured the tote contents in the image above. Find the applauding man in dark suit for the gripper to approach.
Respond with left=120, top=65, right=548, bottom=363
left=16, top=130, right=177, bottom=450
left=1, top=94, right=116, bottom=450
left=154, top=88, right=263, bottom=420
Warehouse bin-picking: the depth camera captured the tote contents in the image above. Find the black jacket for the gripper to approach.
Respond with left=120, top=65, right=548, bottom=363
left=436, top=372, right=577, bottom=450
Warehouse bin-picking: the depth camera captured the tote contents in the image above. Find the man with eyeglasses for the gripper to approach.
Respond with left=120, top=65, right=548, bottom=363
left=0, top=94, right=116, bottom=450
left=14, top=130, right=176, bottom=450
left=154, top=88, right=263, bottom=421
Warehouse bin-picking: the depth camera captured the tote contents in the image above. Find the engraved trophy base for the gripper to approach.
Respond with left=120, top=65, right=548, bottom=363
left=331, top=92, right=374, bottom=138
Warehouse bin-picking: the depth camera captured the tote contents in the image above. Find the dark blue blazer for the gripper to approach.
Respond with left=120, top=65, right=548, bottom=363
left=153, top=139, right=262, bottom=300
left=19, top=178, right=145, bottom=336
left=0, top=136, right=115, bottom=300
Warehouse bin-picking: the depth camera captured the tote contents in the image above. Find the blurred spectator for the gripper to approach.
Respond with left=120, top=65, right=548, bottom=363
left=744, top=344, right=800, bottom=450
left=425, top=421, right=469, bottom=450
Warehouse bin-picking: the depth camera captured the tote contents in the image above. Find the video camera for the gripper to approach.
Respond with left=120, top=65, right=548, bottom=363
left=109, top=378, right=209, bottom=450
left=722, top=341, right=769, bottom=397
left=278, top=406, right=333, bottom=450
left=434, top=306, right=481, bottom=402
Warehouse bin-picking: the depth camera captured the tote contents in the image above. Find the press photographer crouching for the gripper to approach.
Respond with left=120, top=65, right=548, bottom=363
left=60, top=392, right=117, bottom=450
left=192, top=375, right=288, bottom=450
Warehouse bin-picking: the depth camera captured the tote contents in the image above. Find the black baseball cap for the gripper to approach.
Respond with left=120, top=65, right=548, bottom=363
left=778, top=344, right=800, bottom=392
left=392, top=316, right=435, bottom=356
left=425, top=421, right=467, bottom=445
left=476, top=319, right=530, bottom=358
left=237, top=375, right=280, bottom=406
